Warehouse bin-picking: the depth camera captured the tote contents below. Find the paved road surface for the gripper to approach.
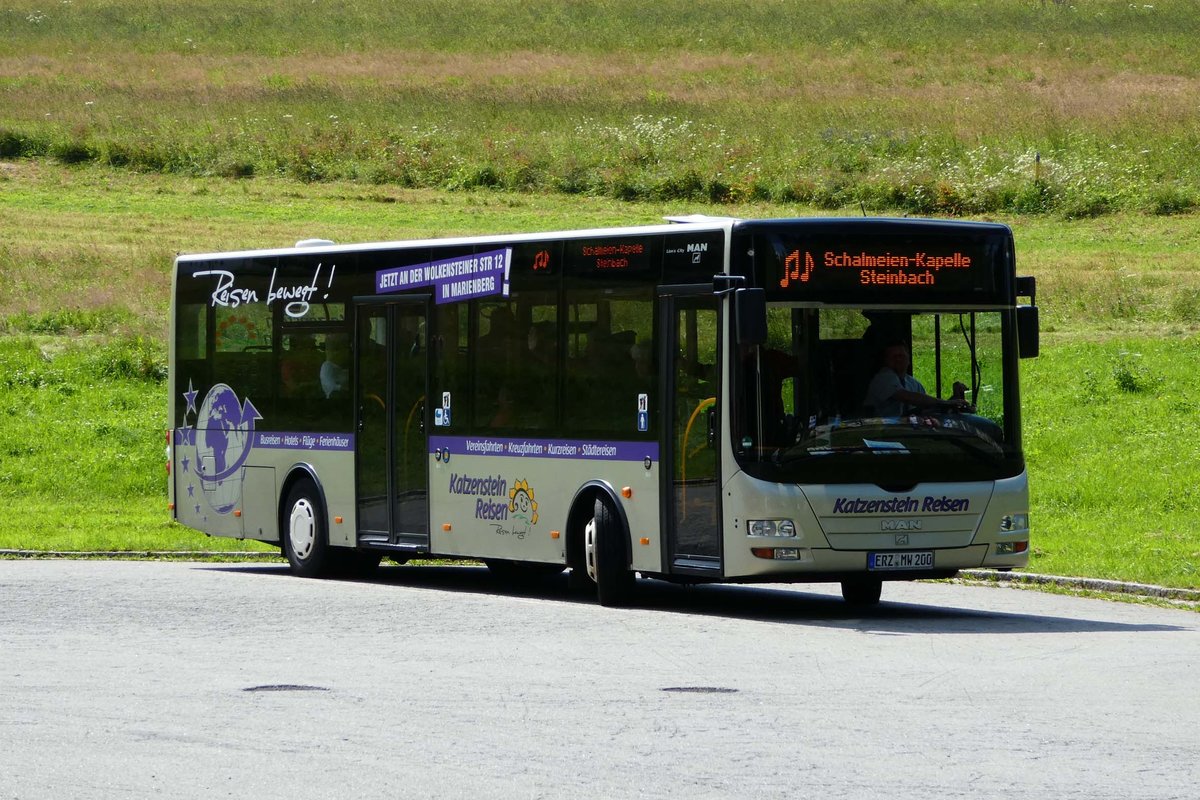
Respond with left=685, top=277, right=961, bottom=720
left=1, top=561, right=1197, bottom=799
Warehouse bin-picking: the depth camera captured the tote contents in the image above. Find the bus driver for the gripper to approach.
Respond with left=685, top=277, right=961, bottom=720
left=864, top=342, right=970, bottom=416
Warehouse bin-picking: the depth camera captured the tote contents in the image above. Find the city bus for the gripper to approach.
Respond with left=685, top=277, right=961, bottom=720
left=168, top=215, right=1038, bottom=606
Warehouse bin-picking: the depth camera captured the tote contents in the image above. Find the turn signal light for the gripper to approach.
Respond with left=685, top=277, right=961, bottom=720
left=751, top=547, right=812, bottom=561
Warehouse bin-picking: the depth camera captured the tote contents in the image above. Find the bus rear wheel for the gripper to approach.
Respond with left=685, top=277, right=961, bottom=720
left=283, top=481, right=332, bottom=578
left=841, top=577, right=883, bottom=606
left=585, top=495, right=636, bottom=607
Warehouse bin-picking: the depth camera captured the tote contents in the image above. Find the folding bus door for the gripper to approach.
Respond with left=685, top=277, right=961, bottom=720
left=355, top=298, right=431, bottom=549
left=659, top=289, right=722, bottom=574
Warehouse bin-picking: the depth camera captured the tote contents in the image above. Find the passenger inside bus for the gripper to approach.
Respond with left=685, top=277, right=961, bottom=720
left=321, top=334, right=350, bottom=398
left=280, top=333, right=322, bottom=397
left=478, top=306, right=516, bottom=370
left=526, top=321, right=556, bottom=371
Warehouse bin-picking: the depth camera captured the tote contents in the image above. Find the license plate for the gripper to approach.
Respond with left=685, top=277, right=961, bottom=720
left=868, top=551, right=934, bottom=571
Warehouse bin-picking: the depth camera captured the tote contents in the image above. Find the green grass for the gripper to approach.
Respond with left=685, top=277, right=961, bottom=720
left=2, top=0, right=1200, bottom=590
left=1023, top=338, right=1200, bottom=587
left=0, top=335, right=271, bottom=552
left=2, top=1, right=1199, bottom=214
left=2, top=166, right=1199, bottom=588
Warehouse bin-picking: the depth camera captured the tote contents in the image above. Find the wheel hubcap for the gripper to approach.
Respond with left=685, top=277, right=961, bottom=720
left=584, top=517, right=598, bottom=582
left=289, top=498, right=316, bottom=561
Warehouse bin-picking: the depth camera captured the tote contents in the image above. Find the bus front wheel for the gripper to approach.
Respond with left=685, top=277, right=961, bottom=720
left=283, top=481, right=332, bottom=578
left=585, top=495, right=636, bottom=607
left=841, top=577, right=883, bottom=606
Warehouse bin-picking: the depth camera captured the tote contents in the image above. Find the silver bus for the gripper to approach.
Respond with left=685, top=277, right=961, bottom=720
left=168, top=215, right=1038, bottom=606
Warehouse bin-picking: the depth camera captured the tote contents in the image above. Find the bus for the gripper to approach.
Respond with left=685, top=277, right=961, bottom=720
left=168, top=215, right=1038, bottom=606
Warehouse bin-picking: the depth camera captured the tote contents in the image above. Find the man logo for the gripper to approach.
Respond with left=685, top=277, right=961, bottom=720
left=881, top=519, right=922, bottom=531
left=895, top=533, right=910, bottom=546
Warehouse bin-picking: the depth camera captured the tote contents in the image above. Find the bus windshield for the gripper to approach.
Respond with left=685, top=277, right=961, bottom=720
left=732, top=305, right=1022, bottom=485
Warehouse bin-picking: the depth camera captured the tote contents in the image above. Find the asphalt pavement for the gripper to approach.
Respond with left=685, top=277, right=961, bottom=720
left=1, top=560, right=1197, bottom=799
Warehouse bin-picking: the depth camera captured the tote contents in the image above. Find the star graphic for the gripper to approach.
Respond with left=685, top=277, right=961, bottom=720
left=187, top=484, right=195, bottom=497
left=194, top=504, right=201, bottom=514
left=181, top=454, right=190, bottom=473
left=178, top=426, right=195, bottom=447
left=183, top=380, right=199, bottom=416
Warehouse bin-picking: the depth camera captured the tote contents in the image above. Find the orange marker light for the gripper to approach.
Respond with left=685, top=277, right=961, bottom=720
left=550, top=530, right=561, bottom=540
left=621, top=487, right=633, bottom=498
left=168, top=503, right=175, bottom=511
left=640, top=537, right=650, bottom=546
left=442, top=523, right=452, bottom=532
left=233, top=509, right=242, bottom=518
left=334, top=516, right=344, bottom=525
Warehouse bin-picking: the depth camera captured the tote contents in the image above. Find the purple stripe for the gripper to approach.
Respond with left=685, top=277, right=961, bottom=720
left=430, top=435, right=658, bottom=462
left=253, top=432, right=355, bottom=451
left=175, top=429, right=355, bottom=451
left=376, top=247, right=511, bottom=304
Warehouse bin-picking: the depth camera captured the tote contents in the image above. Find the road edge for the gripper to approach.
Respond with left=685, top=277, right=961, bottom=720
left=2, top=550, right=1197, bottom=604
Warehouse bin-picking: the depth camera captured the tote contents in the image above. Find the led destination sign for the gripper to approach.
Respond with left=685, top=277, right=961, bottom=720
left=762, top=235, right=1000, bottom=300
left=780, top=248, right=974, bottom=288
left=567, top=237, right=654, bottom=275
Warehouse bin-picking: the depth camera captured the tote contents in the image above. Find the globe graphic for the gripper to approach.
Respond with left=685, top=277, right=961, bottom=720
left=196, top=383, right=252, bottom=514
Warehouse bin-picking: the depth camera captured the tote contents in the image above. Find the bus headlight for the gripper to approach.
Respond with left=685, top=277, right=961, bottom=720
left=999, top=513, right=1030, bottom=534
left=748, top=519, right=797, bottom=538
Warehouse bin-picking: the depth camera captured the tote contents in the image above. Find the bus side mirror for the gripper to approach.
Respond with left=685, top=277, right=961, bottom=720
left=1017, top=305, right=1039, bottom=359
left=734, top=288, right=767, bottom=346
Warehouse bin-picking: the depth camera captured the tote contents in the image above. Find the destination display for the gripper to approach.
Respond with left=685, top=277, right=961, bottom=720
left=566, top=237, right=655, bottom=276
left=761, top=235, right=1001, bottom=300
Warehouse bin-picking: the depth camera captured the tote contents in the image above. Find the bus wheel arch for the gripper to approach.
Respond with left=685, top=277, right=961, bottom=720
left=567, top=482, right=636, bottom=607
left=279, top=466, right=333, bottom=578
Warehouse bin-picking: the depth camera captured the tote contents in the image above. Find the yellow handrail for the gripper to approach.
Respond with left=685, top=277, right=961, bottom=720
left=401, top=394, right=426, bottom=496
left=679, top=397, right=716, bottom=518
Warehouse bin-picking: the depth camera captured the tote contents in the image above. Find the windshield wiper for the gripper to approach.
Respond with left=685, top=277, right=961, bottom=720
left=901, top=425, right=1006, bottom=464
left=771, top=442, right=905, bottom=465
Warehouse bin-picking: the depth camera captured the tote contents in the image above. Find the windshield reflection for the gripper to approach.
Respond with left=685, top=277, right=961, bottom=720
left=733, top=307, right=1022, bottom=484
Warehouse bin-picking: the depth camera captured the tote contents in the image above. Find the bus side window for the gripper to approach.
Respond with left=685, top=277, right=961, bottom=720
left=512, top=298, right=558, bottom=429
left=433, top=303, right=468, bottom=430
left=279, top=333, right=323, bottom=398
left=565, top=289, right=654, bottom=435
left=473, top=302, right=521, bottom=428
left=211, top=305, right=273, bottom=415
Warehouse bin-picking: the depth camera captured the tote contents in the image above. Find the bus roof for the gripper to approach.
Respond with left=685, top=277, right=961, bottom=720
left=174, top=217, right=737, bottom=263
left=174, top=215, right=1012, bottom=263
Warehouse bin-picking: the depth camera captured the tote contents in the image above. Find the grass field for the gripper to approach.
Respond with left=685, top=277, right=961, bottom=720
left=2, top=1, right=1199, bottom=214
left=2, top=164, right=1199, bottom=588
left=2, top=1, right=1199, bottom=590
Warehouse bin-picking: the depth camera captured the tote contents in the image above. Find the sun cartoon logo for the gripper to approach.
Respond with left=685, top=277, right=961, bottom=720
left=509, top=479, right=539, bottom=526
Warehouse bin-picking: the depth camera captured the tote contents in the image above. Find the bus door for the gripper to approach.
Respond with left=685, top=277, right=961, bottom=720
left=659, top=289, right=722, bottom=574
left=354, top=297, right=431, bottom=549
